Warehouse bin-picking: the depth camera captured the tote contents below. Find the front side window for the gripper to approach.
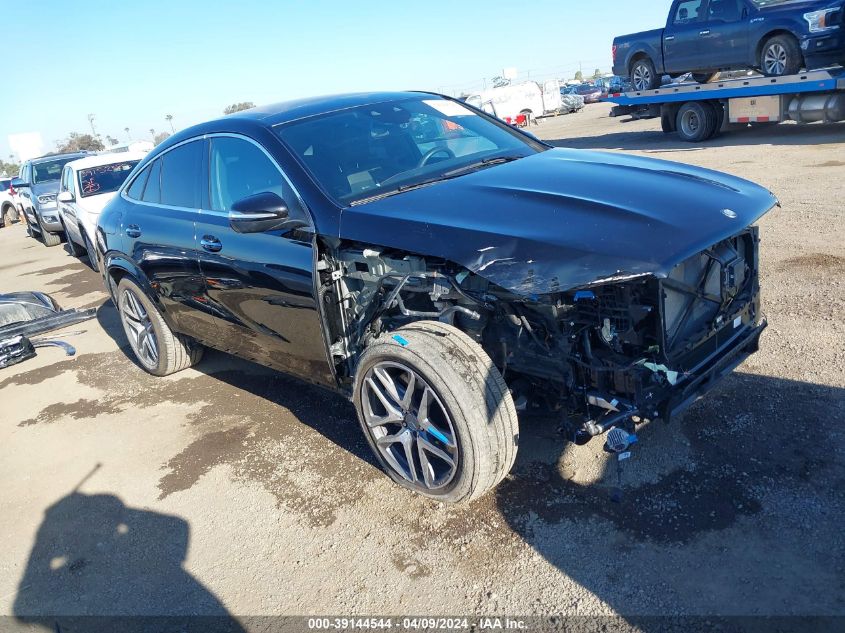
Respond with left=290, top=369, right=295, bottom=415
left=78, top=161, right=140, bottom=198
left=209, top=136, right=307, bottom=223
left=674, top=0, right=704, bottom=23
left=33, top=158, right=77, bottom=184
left=277, top=96, right=544, bottom=205
left=159, top=141, right=203, bottom=208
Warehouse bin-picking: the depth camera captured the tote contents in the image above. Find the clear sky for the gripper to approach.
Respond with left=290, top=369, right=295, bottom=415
left=1, top=0, right=667, bottom=160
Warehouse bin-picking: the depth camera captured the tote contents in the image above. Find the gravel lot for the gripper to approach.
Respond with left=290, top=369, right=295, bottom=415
left=1, top=105, right=843, bottom=629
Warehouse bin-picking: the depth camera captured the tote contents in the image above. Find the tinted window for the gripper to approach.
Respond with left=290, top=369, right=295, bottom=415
left=160, top=141, right=203, bottom=208
left=78, top=160, right=140, bottom=198
left=674, top=0, right=703, bottom=23
left=126, top=165, right=150, bottom=200
left=142, top=159, right=162, bottom=204
left=708, top=0, right=742, bottom=21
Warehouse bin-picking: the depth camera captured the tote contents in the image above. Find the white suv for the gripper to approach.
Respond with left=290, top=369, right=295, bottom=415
left=57, top=152, right=145, bottom=270
left=0, top=178, right=20, bottom=227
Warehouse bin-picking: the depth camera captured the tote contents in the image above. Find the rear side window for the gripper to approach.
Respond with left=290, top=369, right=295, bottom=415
left=674, top=0, right=703, bottom=23
left=142, top=160, right=162, bottom=204
left=126, top=165, right=150, bottom=200
left=160, top=141, right=203, bottom=208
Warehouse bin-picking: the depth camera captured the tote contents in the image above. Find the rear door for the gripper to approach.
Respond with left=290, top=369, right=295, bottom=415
left=120, top=140, right=214, bottom=340
left=700, top=0, right=749, bottom=69
left=193, top=134, right=334, bottom=387
left=664, top=0, right=710, bottom=74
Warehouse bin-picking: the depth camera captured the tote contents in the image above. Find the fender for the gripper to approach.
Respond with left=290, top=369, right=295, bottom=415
left=103, top=251, right=180, bottom=333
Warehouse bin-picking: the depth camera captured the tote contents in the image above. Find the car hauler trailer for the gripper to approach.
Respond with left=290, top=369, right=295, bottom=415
left=606, top=68, right=845, bottom=142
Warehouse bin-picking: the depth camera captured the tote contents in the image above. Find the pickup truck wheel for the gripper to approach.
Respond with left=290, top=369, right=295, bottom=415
left=116, top=277, right=203, bottom=376
left=39, top=217, right=62, bottom=247
left=761, top=35, right=802, bottom=76
left=353, top=320, right=518, bottom=504
left=676, top=102, right=718, bottom=142
left=691, top=71, right=720, bottom=84
left=631, top=58, right=659, bottom=91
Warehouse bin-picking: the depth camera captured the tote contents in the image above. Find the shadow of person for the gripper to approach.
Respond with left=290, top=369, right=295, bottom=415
left=495, top=372, right=845, bottom=630
left=13, top=490, right=245, bottom=633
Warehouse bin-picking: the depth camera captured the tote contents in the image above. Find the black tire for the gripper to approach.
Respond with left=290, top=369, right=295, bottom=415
left=61, top=218, right=86, bottom=256
left=708, top=101, right=726, bottom=140
left=691, top=71, right=720, bottom=84
left=39, top=218, right=62, bottom=247
left=675, top=101, right=718, bottom=142
left=353, top=320, right=518, bottom=504
left=660, top=106, right=677, bottom=133
left=2, top=204, right=16, bottom=225
left=82, top=229, right=100, bottom=272
left=760, top=35, right=803, bottom=77
left=630, top=57, right=659, bottom=91
left=116, top=277, right=203, bottom=376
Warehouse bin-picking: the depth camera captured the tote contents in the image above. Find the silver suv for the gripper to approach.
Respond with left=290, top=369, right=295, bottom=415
left=13, top=152, right=89, bottom=246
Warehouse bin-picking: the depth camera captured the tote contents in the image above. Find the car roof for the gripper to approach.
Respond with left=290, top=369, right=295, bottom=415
left=64, top=151, right=148, bottom=171
left=221, top=91, right=435, bottom=126
left=29, top=152, right=90, bottom=164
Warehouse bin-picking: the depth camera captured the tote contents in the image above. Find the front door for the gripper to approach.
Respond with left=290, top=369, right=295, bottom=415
left=664, top=0, right=709, bottom=75
left=194, top=134, right=334, bottom=387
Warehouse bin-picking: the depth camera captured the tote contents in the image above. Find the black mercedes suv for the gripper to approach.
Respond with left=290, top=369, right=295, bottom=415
left=97, top=92, right=776, bottom=503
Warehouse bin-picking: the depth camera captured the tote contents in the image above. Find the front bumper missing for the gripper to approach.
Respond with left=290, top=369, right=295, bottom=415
left=661, top=318, right=767, bottom=423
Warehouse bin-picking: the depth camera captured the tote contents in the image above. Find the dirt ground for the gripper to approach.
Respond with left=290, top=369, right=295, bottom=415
left=0, top=105, right=843, bottom=628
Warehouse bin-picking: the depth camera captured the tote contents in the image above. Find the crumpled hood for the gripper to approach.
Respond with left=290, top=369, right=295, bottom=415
left=759, top=0, right=838, bottom=13
left=339, top=148, right=778, bottom=296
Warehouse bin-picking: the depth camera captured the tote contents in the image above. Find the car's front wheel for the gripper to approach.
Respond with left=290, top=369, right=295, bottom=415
left=116, top=277, right=203, bottom=376
left=353, top=320, right=518, bottom=504
left=82, top=229, right=100, bottom=272
left=760, top=35, right=802, bottom=77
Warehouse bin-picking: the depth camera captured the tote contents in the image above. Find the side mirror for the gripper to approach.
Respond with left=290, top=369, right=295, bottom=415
left=57, top=191, right=74, bottom=203
left=229, top=191, right=296, bottom=234
left=10, top=177, right=27, bottom=188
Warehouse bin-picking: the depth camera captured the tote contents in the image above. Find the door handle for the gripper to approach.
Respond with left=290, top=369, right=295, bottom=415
left=699, top=30, right=711, bottom=36
left=665, top=35, right=675, bottom=41
left=125, top=224, right=141, bottom=238
left=201, top=235, right=222, bottom=252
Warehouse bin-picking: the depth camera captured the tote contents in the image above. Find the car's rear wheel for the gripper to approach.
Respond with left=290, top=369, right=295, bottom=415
left=760, top=35, right=802, bottom=77
left=691, top=71, right=720, bottom=84
left=353, top=320, right=518, bottom=504
left=676, top=101, right=718, bottom=142
left=116, top=277, right=203, bottom=376
left=631, top=57, right=659, bottom=91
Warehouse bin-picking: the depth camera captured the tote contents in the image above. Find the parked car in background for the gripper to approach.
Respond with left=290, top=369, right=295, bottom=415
left=13, top=152, right=90, bottom=246
left=0, top=178, right=20, bottom=227
left=464, top=80, right=562, bottom=122
left=57, top=152, right=145, bottom=270
left=97, top=91, right=774, bottom=504
left=574, top=83, right=603, bottom=103
left=613, top=0, right=845, bottom=90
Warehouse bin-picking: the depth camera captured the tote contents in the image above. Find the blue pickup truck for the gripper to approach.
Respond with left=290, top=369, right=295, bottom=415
left=612, top=0, right=844, bottom=91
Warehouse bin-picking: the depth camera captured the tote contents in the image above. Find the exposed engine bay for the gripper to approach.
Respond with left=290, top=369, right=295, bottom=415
left=316, top=226, right=765, bottom=443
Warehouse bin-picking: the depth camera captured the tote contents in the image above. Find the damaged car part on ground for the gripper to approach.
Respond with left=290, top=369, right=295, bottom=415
left=96, top=91, right=778, bottom=503
left=0, top=293, right=95, bottom=368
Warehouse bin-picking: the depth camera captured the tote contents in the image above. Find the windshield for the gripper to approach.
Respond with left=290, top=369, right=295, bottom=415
left=33, top=158, right=78, bottom=184
left=77, top=160, right=140, bottom=198
left=276, top=96, right=545, bottom=205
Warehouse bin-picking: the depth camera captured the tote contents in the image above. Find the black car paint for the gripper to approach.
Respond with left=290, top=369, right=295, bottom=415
left=612, top=0, right=845, bottom=77
left=98, top=91, right=775, bottom=395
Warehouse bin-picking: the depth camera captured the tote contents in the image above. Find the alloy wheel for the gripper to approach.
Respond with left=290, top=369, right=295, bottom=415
left=361, top=361, right=459, bottom=490
left=120, top=288, right=159, bottom=368
left=632, top=64, right=651, bottom=91
left=764, top=43, right=787, bottom=75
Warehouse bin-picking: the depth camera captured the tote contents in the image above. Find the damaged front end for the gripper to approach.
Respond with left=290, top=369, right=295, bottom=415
left=317, top=224, right=766, bottom=444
